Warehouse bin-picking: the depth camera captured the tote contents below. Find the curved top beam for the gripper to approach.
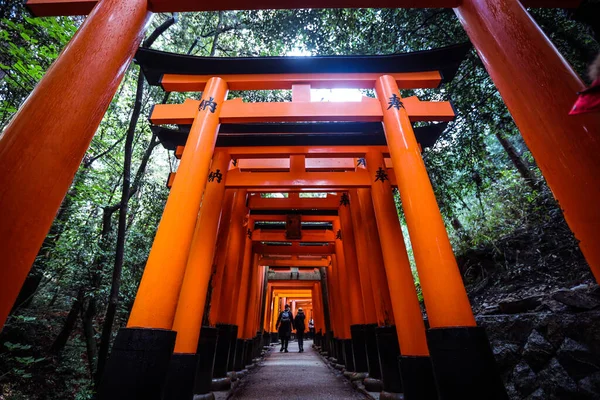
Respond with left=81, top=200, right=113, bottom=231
left=135, top=43, right=472, bottom=87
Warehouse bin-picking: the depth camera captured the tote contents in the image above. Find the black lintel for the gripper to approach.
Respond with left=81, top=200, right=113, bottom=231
left=135, top=43, right=471, bottom=87
left=151, top=122, right=447, bottom=150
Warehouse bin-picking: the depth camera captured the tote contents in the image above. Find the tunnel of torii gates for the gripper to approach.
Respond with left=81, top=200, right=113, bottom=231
left=0, top=0, right=599, bottom=399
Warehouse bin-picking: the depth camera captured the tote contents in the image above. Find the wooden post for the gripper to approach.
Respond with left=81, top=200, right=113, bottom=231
left=128, top=77, right=229, bottom=329
left=236, top=222, right=255, bottom=338
left=171, top=151, right=231, bottom=354
left=356, top=188, right=395, bottom=326
left=456, top=0, right=600, bottom=281
left=375, top=75, right=506, bottom=399
left=0, top=0, right=151, bottom=330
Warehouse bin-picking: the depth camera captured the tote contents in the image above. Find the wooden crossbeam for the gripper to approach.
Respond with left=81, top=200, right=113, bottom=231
left=149, top=96, right=454, bottom=125
left=248, top=194, right=341, bottom=210
left=254, top=243, right=335, bottom=255
left=159, top=72, right=443, bottom=92
left=251, top=215, right=339, bottom=222
left=259, top=258, right=330, bottom=267
left=226, top=146, right=389, bottom=158
left=225, top=169, right=377, bottom=189
left=237, top=158, right=357, bottom=172
left=26, top=0, right=579, bottom=17
left=252, top=229, right=334, bottom=242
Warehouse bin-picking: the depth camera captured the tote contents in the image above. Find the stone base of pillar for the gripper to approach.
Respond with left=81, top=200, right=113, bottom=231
left=194, top=327, right=219, bottom=397
left=193, top=393, right=216, bottom=400
left=210, top=377, right=231, bottom=391
left=427, top=326, right=508, bottom=400
left=379, top=390, right=405, bottom=400
left=343, top=339, right=355, bottom=372
left=270, top=332, right=279, bottom=343
left=375, top=326, right=403, bottom=394
left=226, top=371, right=237, bottom=382
left=398, top=355, right=437, bottom=400
left=233, top=338, right=245, bottom=371
left=227, top=326, right=239, bottom=373
left=214, top=324, right=235, bottom=378
left=350, top=324, right=369, bottom=373
left=365, top=324, right=382, bottom=380
left=363, top=377, right=383, bottom=392
left=163, top=353, right=197, bottom=400
left=97, top=328, right=176, bottom=400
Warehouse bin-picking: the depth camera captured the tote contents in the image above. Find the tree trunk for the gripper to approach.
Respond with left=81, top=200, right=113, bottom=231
left=494, top=130, right=542, bottom=192
left=50, top=289, right=83, bottom=354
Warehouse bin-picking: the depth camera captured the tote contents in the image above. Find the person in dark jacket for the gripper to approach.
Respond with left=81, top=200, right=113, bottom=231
left=276, top=304, right=295, bottom=352
left=294, top=308, right=306, bottom=352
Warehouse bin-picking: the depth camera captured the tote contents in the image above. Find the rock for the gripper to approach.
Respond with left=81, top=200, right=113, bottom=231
left=499, top=295, right=543, bottom=314
left=492, top=341, right=521, bottom=371
left=578, top=371, right=600, bottom=399
left=523, top=330, right=554, bottom=371
left=525, top=388, right=546, bottom=400
left=552, top=289, right=600, bottom=311
left=537, top=358, right=578, bottom=397
left=513, top=361, right=538, bottom=396
left=556, top=337, right=600, bottom=380
left=483, top=304, right=501, bottom=315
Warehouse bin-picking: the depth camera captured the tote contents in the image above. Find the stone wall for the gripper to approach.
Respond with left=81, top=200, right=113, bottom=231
left=477, top=286, right=600, bottom=399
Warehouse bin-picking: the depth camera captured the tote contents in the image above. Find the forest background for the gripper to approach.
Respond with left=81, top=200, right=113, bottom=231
left=0, top=1, right=599, bottom=398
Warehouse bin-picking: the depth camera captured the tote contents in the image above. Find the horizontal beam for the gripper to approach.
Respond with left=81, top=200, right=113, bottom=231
left=238, top=158, right=357, bottom=172
left=225, top=169, right=375, bottom=188
left=259, top=258, right=330, bottom=267
left=254, top=243, right=335, bottom=255
left=251, top=215, right=339, bottom=223
left=248, top=194, right=341, bottom=210
left=26, top=0, right=580, bottom=16
left=149, top=96, right=454, bottom=125
left=225, top=146, right=389, bottom=158
left=252, top=229, right=334, bottom=242
left=160, top=72, right=442, bottom=91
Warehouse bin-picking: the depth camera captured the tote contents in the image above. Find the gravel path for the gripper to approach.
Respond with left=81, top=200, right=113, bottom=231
left=231, top=340, right=367, bottom=399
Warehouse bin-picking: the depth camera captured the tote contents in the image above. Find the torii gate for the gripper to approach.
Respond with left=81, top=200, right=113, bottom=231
left=0, top=0, right=598, bottom=399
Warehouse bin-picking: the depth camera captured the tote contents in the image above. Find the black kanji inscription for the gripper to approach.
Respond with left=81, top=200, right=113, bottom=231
left=387, top=94, right=404, bottom=110
left=208, top=169, right=223, bottom=183
left=375, top=167, right=389, bottom=183
left=199, top=97, right=217, bottom=113
left=340, top=192, right=350, bottom=206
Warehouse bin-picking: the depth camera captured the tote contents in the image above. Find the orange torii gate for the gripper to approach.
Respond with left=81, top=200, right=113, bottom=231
left=0, top=1, right=598, bottom=399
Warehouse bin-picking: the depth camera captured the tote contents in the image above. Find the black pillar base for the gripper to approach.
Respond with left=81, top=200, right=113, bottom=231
left=427, top=326, right=508, bottom=400
left=399, top=355, right=437, bottom=400
left=163, top=353, right=197, bottom=400
left=233, top=338, right=245, bottom=371
left=213, top=324, right=234, bottom=378
left=98, top=328, right=176, bottom=400
left=194, top=326, right=219, bottom=396
left=375, top=326, right=403, bottom=394
left=227, top=326, right=239, bottom=373
left=336, top=338, right=344, bottom=365
left=343, top=339, right=355, bottom=372
left=365, top=324, right=382, bottom=379
left=210, top=377, right=231, bottom=392
left=244, top=339, right=253, bottom=367
left=350, top=324, right=369, bottom=373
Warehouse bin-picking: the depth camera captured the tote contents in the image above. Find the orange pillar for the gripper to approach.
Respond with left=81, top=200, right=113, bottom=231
left=365, top=151, right=428, bottom=356
left=217, top=189, right=248, bottom=325
left=456, top=0, right=600, bottom=281
left=327, top=256, right=341, bottom=337
left=0, top=0, right=151, bottom=330
left=332, top=253, right=350, bottom=339
left=337, top=207, right=366, bottom=327
left=332, top=219, right=355, bottom=339
left=375, top=76, right=506, bottom=399
left=128, top=78, right=229, bottom=329
left=347, top=190, right=378, bottom=324
left=236, top=222, right=255, bottom=338
left=356, top=188, right=395, bottom=326
left=207, top=189, right=235, bottom=325
left=171, top=151, right=230, bottom=354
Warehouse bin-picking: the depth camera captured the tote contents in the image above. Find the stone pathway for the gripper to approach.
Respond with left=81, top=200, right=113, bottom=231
left=231, top=340, right=367, bottom=400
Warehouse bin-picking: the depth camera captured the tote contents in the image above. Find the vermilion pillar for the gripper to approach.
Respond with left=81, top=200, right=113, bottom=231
left=208, top=189, right=235, bottom=325
left=356, top=188, right=394, bottom=326
left=0, top=0, right=151, bottom=331
left=236, top=222, right=255, bottom=338
left=216, top=189, right=248, bottom=325
left=456, top=0, right=600, bottom=281
left=128, top=77, right=229, bottom=329
left=375, top=76, right=506, bottom=399
left=347, top=190, right=378, bottom=323
left=98, top=78, right=228, bottom=400
left=164, top=151, right=231, bottom=400
left=366, top=150, right=437, bottom=400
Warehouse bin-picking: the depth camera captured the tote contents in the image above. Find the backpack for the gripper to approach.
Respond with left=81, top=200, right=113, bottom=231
left=281, top=311, right=291, bottom=322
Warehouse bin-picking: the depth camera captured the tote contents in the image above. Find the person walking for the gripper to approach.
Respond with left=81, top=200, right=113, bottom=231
left=308, top=318, right=315, bottom=339
left=294, top=308, right=307, bottom=352
left=276, top=304, right=294, bottom=352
